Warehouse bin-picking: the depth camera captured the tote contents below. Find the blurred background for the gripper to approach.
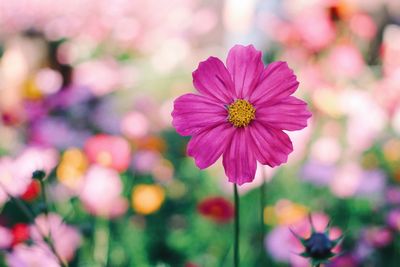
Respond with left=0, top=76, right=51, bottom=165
left=0, top=0, right=400, bottom=266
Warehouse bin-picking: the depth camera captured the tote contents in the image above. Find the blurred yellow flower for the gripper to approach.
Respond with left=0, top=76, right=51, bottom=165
left=264, top=199, right=308, bottom=226
left=22, top=77, right=42, bottom=100
left=131, top=184, right=165, bottom=215
left=57, top=148, right=88, bottom=190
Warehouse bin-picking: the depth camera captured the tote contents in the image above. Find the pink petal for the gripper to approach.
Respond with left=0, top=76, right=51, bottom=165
left=187, top=123, right=234, bottom=169
left=226, top=45, right=264, bottom=99
left=172, top=93, right=227, bottom=136
left=222, top=128, right=257, bottom=185
left=250, top=62, right=299, bottom=105
left=193, top=57, right=235, bottom=103
left=255, top=96, right=312, bottom=131
left=248, top=121, right=293, bottom=167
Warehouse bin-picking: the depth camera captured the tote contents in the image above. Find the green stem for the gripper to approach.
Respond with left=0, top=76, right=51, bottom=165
left=40, top=180, right=49, bottom=216
left=94, top=217, right=110, bottom=267
left=260, top=168, right=266, bottom=259
left=234, top=184, right=239, bottom=267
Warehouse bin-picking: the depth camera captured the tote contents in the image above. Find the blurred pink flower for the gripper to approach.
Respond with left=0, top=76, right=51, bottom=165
left=0, top=226, right=13, bottom=249
left=79, top=165, right=128, bottom=218
left=382, top=25, right=400, bottom=76
left=387, top=209, right=400, bottom=231
left=355, top=170, right=386, bottom=198
left=295, top=9, right=336, bottom=51
left=327, top=254, right=358, bottom=267
left=266, top=213, right=342, bottom=267
left=386, top=187, right=400, bottom=204
left=327, top=44, right=365, bottom=78
left=0, top=157, right=31, bottom=204
left=14, top=146, right=59, bottom=180
left=172, top=45, right=311, bottom=185
left=121, top=111, right=150, bottom=139
left=341, top=90, right=387, bottom=152
left=303, top=160, right=386, bottom=198
left=6, top=244, right=60, bottom=267
left=375, top=69, right=400, bottom=117
left=84, top=134, right=131, bottom=172
left=349, top=13, right=377, bottom=40
left=74, top=59, right=121, bottom=96
left=362, top=227, right=393, bottom=248
left=30, top=213, right=81, bottom=262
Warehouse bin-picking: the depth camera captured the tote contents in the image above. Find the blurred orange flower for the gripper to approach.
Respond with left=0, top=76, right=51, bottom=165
left=57, top=148, right=88, bottom=190
left=131, top=184, right=165, bottom=215
left=264, top=199, right=308, bottom=226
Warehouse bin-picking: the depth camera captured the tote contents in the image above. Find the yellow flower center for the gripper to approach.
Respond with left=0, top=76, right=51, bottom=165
left=228, top=99, right=256, bottom=127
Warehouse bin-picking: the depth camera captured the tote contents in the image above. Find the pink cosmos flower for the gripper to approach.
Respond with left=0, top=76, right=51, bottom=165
left=79, top=165, right=128, bottom=218
left=30, top=213, right=81, bottom=262
left=172, top=45, right=311, bottom=185
left=6, top=244, right=60, bottom=267
left=0, top=226, right=13, bottom=249
left=0, top=157, right=31, bottom=204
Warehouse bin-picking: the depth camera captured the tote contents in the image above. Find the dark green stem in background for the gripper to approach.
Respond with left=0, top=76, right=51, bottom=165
left=260, top=168, right=267, bottom=259
left=234, top=184, right=240, bottom=267
left=40, top=180, right=49, bottom=216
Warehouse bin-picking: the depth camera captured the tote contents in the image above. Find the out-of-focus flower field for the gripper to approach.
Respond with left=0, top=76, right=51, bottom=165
left=0, top=0, right=400, bottom=266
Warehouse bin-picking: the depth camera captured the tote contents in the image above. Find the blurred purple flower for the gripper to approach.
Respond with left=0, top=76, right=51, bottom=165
left=132, top=150, right=161, bottom=174
left=300, top=160, right=335, bottom=186
left=387, top=209, right=400, bottom=231
left=90, top=99, right=122, bottom=135
left=46, top=85, right=93, bottom=110
left=386, top=187, right=400, bottom=204
left=355, top=169, right=386, bottom=198
left=29, top=118, right=90, bottom=149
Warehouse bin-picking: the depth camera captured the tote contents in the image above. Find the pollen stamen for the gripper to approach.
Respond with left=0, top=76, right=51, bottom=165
left=228, top=99, right=255, bottom=127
